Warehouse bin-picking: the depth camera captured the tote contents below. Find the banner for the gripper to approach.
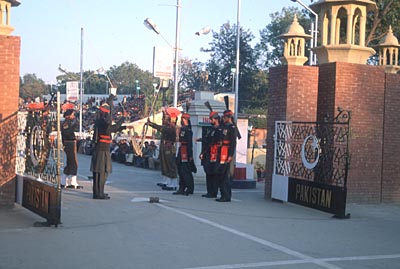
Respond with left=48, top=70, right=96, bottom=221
left=66, top=81, right=79, bottom=102
left=153, top=46, right=173, bottom=79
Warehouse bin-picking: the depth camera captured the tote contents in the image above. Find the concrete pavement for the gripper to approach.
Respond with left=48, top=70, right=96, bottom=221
left=1, top=154, right=400, bottom=269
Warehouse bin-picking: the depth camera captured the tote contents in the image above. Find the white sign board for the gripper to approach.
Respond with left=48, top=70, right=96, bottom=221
left=153, top=46, right=173, bottom=79
left=66, top=81, right=79, bottom=102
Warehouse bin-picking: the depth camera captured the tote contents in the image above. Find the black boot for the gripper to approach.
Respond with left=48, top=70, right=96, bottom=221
left=92, top=173, right=100, bottom=199
left=173, top=189, right=185, bottom=195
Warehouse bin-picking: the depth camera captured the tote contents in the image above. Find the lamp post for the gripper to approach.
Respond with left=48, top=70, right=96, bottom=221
left=234, top=0, right=241, bottom=122
left=144, top=2, right=210, bottom=108
left=173, top=0, right=182, bottom=108
left=143, top=1, right=181, bottom=108
left=290, top=0, right=318, bottom=65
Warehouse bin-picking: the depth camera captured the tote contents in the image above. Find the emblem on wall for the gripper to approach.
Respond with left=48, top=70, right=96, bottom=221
left=29, top=125, right=46, bottom=167
left=301, top=135, right=320, bottom=169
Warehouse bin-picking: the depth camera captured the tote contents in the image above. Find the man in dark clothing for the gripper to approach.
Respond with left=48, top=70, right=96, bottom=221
left=215, top=109, right=237, bottom=202
left=146, top=109, right=179, bottom=190
left=61, top=109, right=82, bottom=189
left=174, top=112, right=195, bottom=195
left=90, top=96, right=126, bottom=199
left=198, top=111, right=222, bottom=198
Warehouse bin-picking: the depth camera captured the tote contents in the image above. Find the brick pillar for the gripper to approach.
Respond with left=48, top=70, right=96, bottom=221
left=382, top=73, right=400, bottom=202
left=0, top=35, right=20, bottom=208
left=265, top=65, right=319, bottom=198
left=317, top=62, right=386, bottom=203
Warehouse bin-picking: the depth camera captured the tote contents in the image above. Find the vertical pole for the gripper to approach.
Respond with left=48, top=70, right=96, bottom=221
left=314, top=14, right=318, bottom=65
left=309, top=22, right=314, bottom=65
left=234, top=0, right=241, bottom=122
left=56, top=91, right=62, bottom=225
left=173, top=0, right=182, bottom=108
left=231, top=72, right=235, bottom=92
left=79, top=27, right=84, bottom=137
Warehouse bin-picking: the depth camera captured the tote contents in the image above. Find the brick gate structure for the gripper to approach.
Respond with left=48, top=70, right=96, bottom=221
left=267, top=63, right=400, bottom=203
left=265, top=0, right=400, bottom=203
left=0, top=0, right=21, bottom=208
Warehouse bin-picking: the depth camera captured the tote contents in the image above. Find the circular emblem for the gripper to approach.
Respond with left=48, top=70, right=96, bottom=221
left=30, top=125, right=45, bottom=167
left=301, top=135, right=320, bottom=169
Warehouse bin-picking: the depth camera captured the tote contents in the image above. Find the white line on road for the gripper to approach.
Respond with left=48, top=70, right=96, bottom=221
left=180, top=254, right=400, bottom=269
left=156, top=203, right=342, bottom=269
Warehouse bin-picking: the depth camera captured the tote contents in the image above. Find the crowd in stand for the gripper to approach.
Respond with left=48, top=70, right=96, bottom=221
left=112, top=138, right=160, bottom=170
left=81, top=94, right=146, bottom=132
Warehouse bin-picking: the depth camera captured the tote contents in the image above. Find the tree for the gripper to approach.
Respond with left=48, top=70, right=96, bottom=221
left=243, top=107, right=267, bottom=129
left=107, top=61, right=163, bottom=116
left=108, top=61, right=154, bottom=96
left=203, top=22, right=262, bottom=112
left=239, top=70, right=269, bottom=109
left=366, top=0, right=400, bottom=45
left=206, top=22, right=258, bottom=92
left=178, top=57, right=206, bottom=91
left=20, top=74, right=47, bottom=100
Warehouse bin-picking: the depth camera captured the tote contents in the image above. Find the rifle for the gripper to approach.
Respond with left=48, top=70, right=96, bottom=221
left=223, top=95, right=241, bottom=140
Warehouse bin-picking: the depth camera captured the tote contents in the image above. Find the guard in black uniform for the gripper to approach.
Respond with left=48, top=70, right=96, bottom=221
left=61, top=109, right=82, bottom=189
left=198, top=103, right=222, bottom=198
left=216, top=108, right=237, bottom=202
left=174, top=111, right=195, bottom=195
left=90, top=95, right=126, bottom=199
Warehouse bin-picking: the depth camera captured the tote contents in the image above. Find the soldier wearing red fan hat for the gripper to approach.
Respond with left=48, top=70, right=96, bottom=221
left=173, top=104, right=196, bottom=195
left=90, top=94, right=127, bottom=199
left=197, top=101, right=223, bottom=198
left=61, top=109, right=82, bottom=189
left=216, top=96, right=239, bottom=202
left=146, top=107, right=180, bottom=191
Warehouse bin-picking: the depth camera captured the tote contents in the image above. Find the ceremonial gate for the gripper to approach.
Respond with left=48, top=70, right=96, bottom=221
left=16, top=92, right=63, bottom=226
left=272, top=109, right=351, bottom=218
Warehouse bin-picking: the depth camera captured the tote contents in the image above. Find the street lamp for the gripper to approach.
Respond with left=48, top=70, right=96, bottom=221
left=195, top=26, right=211, bottom=36
left=290, top=0, right=318, bottom=65
left=143, top=0, right=181, bottom=108
left=144, top=1, right=210, bottom=108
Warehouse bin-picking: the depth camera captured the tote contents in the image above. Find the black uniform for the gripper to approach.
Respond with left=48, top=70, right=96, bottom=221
left=61, top=116, right=78, bottom=176
left=176, top=125, right=194, bottom=194
left=217, top=122, right=237, bottom=201
left=201, top=124, right=223, bottom=198
left=90, top=97, right=126, bottom=199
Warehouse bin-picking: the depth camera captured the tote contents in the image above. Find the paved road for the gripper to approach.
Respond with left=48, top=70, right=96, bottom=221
left=1, top=154, right=400, bottom=269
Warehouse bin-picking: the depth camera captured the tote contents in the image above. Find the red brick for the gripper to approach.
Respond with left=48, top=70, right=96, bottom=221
left=267, top=62, right=400, bottom=203
left=0, top=35, right=20, bottom=208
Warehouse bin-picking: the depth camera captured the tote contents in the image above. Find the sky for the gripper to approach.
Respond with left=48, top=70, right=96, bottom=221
left=11, top=0, right=301, bottom=83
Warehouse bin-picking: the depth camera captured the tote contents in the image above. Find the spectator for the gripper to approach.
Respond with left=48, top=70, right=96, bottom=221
left=148, top=142, right=160, bottom=170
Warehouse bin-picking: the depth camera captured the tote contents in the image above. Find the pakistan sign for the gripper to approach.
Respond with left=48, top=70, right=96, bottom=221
left=272, top=109, right=351, bottom=218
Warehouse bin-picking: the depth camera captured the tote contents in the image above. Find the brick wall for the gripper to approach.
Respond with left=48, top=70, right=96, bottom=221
left=381, top=74, right=400, bottom=202
left=0, top=35, right=20, bottom=208
left=318, top=63, right=386, bottom=203
left=267, top=62, right=400, bottom=203
left=266, top=65, right=319, bottom=198
left=316, top=63, right=337, bottom=122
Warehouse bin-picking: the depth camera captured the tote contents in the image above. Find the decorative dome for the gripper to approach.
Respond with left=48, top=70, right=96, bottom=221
left=310, top=0, right=377, bottom=13
left=380, top=26, right=400, bottom=47
left=279, top=15, right=312, bottom=39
